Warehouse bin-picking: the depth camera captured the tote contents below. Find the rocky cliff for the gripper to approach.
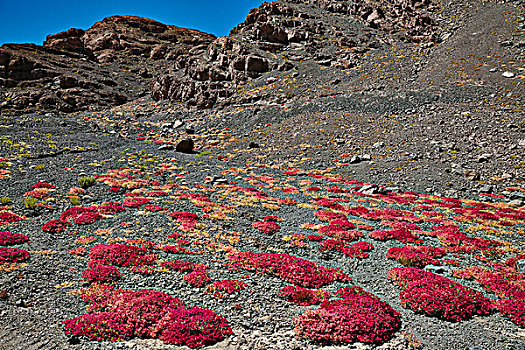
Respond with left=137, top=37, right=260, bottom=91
left=0, top=16, right=214, bottom=114
left=150, top=0, right=440, bottom=108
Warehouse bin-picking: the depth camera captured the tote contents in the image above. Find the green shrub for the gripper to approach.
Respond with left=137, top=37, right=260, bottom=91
left=78, top=176, right=96, bottom=189
left=23, top=197, right=38, bottom=209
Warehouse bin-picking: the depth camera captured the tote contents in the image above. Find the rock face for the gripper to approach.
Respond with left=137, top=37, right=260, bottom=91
left=0, top=16, right=215, bottom=114
left=1, top=1, right=441, bottom=114
left=150, top=0, right=440, bottom=108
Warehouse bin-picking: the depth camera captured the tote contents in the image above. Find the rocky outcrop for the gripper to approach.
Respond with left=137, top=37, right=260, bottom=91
left=0, top=16, right=215, bottom=114
left=43, top=28, right=85, bottom=53
left=1, top=0, right=441, bottom=114
left=297, top=0, right=439, bottom=43
left=150, top=0, right=440, bottom=109
left=150, top=35, right=293, bottom=108
left=82, top=16, right=215, bottom=63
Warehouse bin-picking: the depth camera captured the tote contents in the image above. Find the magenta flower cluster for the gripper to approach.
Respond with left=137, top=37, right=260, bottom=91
left=493, top=299, right=525, bottom=327
left=160, top=259, right=197, bottom=272
left=122, top=197, right=151, bottom=208
left=318, top=221, right=363, bottom=241
left=89, top=244, right=158, bottom=267
left=294, top=286, right=401, bottom=344
left=388, top=267, right=493, bottom=321
left=63, top=284, right=232, bottom=347
left=252, top=220, right=280, bottom=234
left=227, top=251, right=351, bottom=288
left=386, top=246, right=446, bottom=268
left=159, top=259, right=212, bottom=287
left=41, top=219, right=72, bottom=233
left=169, top=211, right=200, bottom=223
left=0, top=231, right=29, bottom=246
left=183, top=267, right=212, bottom=288
left=43, top=203, right=125, bottom=232
left=0, top=211, right=23, bottom=224
left=369, top=228, right=423, bottom=244
left=319, top=240, right=372, bottom=259
left=314, top=210, right=347, bottom=222
left=204, top=279, right=248, bottom=298
left=82, top=265, right=122, bottom=283
left=279, top=285, right=329, bottom=306
left=32, top=181, right=56, bottom=189
left=0, top=247, right=30, bottom=262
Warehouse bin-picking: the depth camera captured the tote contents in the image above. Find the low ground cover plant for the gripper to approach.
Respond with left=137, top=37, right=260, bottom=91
left=227, top=251, right=351, bottom=288
left=0, top=247, right=30, bottom=262
left=0, top=231, right=29, bottom=246
left=294, top=286, right=401, bottom=344
left=63, top=284, right=232, bottom=347
left=388, top=267, right=493, bottom=321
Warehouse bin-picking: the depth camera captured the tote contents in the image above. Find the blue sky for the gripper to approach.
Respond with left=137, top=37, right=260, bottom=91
left=0, top=0, right=265, bottom=45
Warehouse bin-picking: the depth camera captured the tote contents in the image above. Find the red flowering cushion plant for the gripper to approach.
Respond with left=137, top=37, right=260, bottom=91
left=0, top=211, right=23, bottom=224
left=388, top=267, right=494, bottom=321
left=154, top=306, right=233, bottom=348
left=0, top=231, right=29, bottom=246
left=0, top=247, right=30, bottom=262
left=252, top=220, right=280, bottom=234
left=122, top=197, right=151, bottom=208
left=64, top=284, right=232, bottom=347
left=41, top=219, right=71, bottom=233
left=204, top=279, right=248, bottom=298
left=318, top=219, right=364, bottom=241
left=279, top=285, right=329, bottom=306
left=183, top=266, right=212, bottom=288
left=63, top=311, right=134, bottom=342
left=294, top=286, right=401, bottom=344
left=452, top=256, right=525, bottom=327
left=386, top=246, right=446, bottom=268
left=227, top=251, right=351, bottom=288
left=369, top=228, right=423, bottom=244
left=160, top=259, right=196, bottom=272
left=82, top=265, right=122, bottom=284
left=89, top=244, right=157, bottom=267
left=493, top=299, right=525, bottom=327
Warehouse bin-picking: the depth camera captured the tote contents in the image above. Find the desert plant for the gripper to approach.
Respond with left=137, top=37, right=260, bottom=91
left=78, top=176, right=96, bottom=189
left=23, top=197, right=38, bottom=209
left=70, top=196, right=81, bottom=206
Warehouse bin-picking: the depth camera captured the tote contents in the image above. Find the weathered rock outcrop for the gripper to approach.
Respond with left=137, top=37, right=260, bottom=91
left=0, top=16, right=214, bottom=114
left=1, top=0, right=441, bottom=114
left=306, top=0, right=439, bottom=43
left=150, top=34, right=293, bottom=108
left=150, top=0, right=440, bottom=109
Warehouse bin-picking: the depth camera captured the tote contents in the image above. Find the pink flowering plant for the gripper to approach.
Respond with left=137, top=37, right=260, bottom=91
left=82, top=265, right=122, bottom=284
left=493, top=299, right=525, bottom=327
left=63, top=284, right=232, bottom=347
left=41, top=219, right=72, bottom=233
left=0, top=210, right=23, bottom=224
left=89, top=244, right=157, bottom=267
left=386, top=246, right=446, bottom=268
left=278, top=285, right=330, bottom=305
left=293, top=286, right=401, bottom=344
left=0, top=247, right=30, bottom=262
left=0, top=231, right=29, bottom=246
left=369, top=228, right=423, bottom=244
left=227, top=251, right=351, bottom=288
left=183, top=267, right=212, bottom=288
left=204, top=279, right=248, bottom=298
left=388, top=267, right=493, bottom=321
left=252, top=220, right=280, bottom=234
